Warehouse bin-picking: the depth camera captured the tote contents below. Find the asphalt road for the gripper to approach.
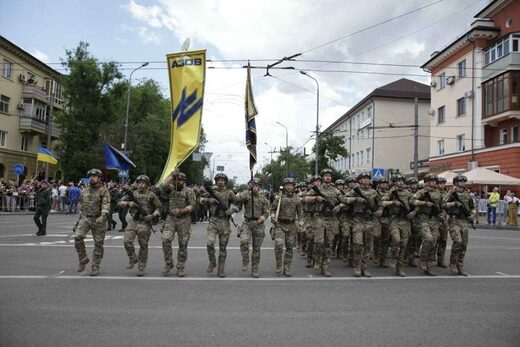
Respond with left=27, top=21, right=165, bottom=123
left=1, top=213, right=519, bottom=346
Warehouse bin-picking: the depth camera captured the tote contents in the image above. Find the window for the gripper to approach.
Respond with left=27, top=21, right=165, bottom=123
left=457, top=98, right=466, bottom=116
left=482, top=72, right=520, bottom=118
left=456, top=134, right=465, bottom=152
left=2, top=59, right=12, bottom=78
left=21, top=135, right=29, bottom=151
left=439, top=72, right=446, bottom=89
left=512, top=126, right=518, bottom=142
left=366, top=148, right=371, bottom=164
left=0, top=95, right=10, bottom=113
left=500, top=128, right=508, bottom=145
left=458, top=59, right=466, bottom=78
left=437, top=106, right=445, bottom=123
left=437, top=140, right=445, bottom=155
left=0, top=131, right=6, bottom=147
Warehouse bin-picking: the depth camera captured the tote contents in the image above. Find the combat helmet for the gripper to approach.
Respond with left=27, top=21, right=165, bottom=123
left=282, top=177, right=295, bottom=186
left=320, top=168, right=333, bottom=177
left=452, top=175, right=468, bottom=184
left=136, top=175, right=150, bottom=184
left=357, top=171, right=371, bottom=180
left=87, top=168, right=102, bottom=177
left=214, top=173, right=228, bottom=182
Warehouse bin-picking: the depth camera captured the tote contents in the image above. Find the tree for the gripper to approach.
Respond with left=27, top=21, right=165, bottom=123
left=55, top=42, right=123, bottom=180
left=261, top=146, right=310, bottom=191
left=310, top=133, right=349, bottom=178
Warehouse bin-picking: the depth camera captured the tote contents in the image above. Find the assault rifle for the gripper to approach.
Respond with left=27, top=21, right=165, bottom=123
left=451, top=191, right=476, bottom=230
left=424, top=191, right=441, bottom=217
left=353, top=186, right=377, bottom=212
left=391, top=189, right=410, bottom=215
left=311, top=185, right=335, bottom=211
left=203, top=184, right=237, bottom=227
left=123, top=189, right=155, bottom=233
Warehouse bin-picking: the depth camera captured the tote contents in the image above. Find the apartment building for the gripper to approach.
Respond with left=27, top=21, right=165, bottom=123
left=324, top=78, right=430, bottom=177
left=0, top=36, right=63, bottom=181
left=422, top=0, right=520, bottom=193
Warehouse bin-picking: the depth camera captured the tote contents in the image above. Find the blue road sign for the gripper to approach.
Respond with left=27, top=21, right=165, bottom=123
left=371, top=168, right=385, bottom=180
left=118, top=170, right=129, bottom=178
left=13, top=164, right=24, bottom=176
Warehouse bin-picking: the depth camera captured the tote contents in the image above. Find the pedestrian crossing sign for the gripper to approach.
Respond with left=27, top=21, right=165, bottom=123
left=371, top=168, right=385, bottom=180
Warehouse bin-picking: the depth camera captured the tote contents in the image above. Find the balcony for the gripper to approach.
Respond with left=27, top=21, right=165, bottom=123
left=482, top=52, right=520, bottom=81
left=19, top=116, right=61, bottom=138
left=22, top=85, right=49, bottom=103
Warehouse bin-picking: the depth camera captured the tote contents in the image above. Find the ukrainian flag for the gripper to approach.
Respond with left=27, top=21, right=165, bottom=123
left=37, top=146, right=58, bottom=165
left=159, top=49, right=206, bottom=182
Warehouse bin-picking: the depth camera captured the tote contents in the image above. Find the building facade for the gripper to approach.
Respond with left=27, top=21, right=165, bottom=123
left=324, top=78, right=430, bottom=177
left=422, top=0, right=520, bottom=194
left=0, top=36, right=63, bottom=182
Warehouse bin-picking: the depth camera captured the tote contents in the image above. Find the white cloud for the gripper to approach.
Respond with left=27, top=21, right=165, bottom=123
left=121, top=24, right=161, bottom=44
left=122, top=0, right=487, bottom=183
left=32, top=49, right=49, bottom=62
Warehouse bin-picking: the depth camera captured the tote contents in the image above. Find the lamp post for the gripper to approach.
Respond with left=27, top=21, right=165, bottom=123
left=300, top=71, right=320, bottom=176
left=123, top=62, right=149, bottom=152
left=275, top=122, right=289, bottom=176
left=265, top=142, right=275, bottom=189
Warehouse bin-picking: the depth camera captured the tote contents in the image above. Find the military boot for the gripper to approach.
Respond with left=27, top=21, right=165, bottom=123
left=162, top=263, right=173, bottom=276
left=275, top=256, right=282, bottom=275
left=241, top=262, right=249, bottom=272
left=126, top=257, right=138, bottom=269
left=353, top=267, right=362, bottom=277
left=449, top=263, right=459, bottom=275
left=77, top=257, right=89, bottom=272
left=408, top=258, right=417, bottom=268
left=283, top=265, right=292, bottom=277
left=305, top=258, right=313, bottom=268
left=425, top=263, right=437, bottom=276
left=251, top=267, right=260, bottom=278
left=457, top=264, right=468, bottom=277
left=396, top=266, right=406, bottom=277
left=419, top=260, right=428, bottom=272
left=89, top=266, right=100, bottom=277
left=206, top=262, right=216, bottom=273
left=177, top=268, right=185, bottom=277
left=137, top=265, right=145, bottom=277
left=217, top=266, right=226, bottom=278
left=388, top=258, right=397, bottom=269
left=299, top=247, right=306, bottom=257
left=437, top=258, right=448, bottom=268
left=321, top=266, right=331, bottom=277
left=362, top=268, right=372, bottom=278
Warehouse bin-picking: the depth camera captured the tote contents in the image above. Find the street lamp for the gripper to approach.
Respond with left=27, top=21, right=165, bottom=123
left=300, top=71, right=320, bottom=176
left=123, top=62, right=149, bottom=152
left=264, top=142, right=275, bottom=189
left=275, top=122, right=289, bottom=176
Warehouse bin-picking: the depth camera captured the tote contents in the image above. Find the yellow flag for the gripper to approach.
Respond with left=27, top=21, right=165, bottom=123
left=159, top=50, right=206, bottom=182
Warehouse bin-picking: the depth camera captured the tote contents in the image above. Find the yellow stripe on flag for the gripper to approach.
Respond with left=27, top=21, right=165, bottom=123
left=159, top=49, right=206, bottom=182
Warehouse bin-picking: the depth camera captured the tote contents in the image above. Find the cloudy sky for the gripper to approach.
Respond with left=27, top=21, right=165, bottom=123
left=1, top=0, right=490, bottom=182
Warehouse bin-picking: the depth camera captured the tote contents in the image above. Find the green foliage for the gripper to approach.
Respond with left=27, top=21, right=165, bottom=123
left=309, top=133, right=349, bottom=175
left=261, top=147, right=310, bottom=191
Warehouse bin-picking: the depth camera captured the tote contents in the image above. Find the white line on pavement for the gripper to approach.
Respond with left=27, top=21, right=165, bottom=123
left=496, top=272, right=509, bottom=276
left=0, top=274, right=519, bottom=281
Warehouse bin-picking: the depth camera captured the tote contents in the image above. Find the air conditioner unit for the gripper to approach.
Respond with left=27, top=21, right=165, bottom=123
left=430, top=80, right=437, bottom=88
left=17, top=103, right=25, bottom=110
left=428, top=108, right=435, bottom=116
left=27, top=77, right=36, bottom=84
left=19, top=74, right=27, bottom=82
left=446, top=76, right=455, bottom=85
left=464, top=90, right=474, bottom=98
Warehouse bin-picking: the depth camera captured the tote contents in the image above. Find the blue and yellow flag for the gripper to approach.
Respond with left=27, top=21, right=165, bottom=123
left=37, top=146, right=58, bottom=165
left=159, top=50, right=206, bottom=182
left=104, top=143, right=136, bottom=170
left=245, top=63, right=258, bottom=171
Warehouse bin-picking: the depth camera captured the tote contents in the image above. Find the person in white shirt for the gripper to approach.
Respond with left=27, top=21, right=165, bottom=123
left=58, top=182, right=68, bottom=212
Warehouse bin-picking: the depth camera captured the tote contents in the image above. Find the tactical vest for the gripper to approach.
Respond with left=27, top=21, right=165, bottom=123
left=278, top=193, right=299, bottom=221
left=81, top=186, right=107, bottom=217
left=168, top=187, right=192, bottom=212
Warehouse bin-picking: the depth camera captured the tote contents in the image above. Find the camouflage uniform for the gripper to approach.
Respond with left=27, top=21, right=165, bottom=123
left=443, top=184, right=475, bottom=276
left=160, top=180, right=196, bottom=275
left=120, top=187, right=161, bottom=274
left=304, top=182, right=340, bottom=275
left=410, top=186, right=443, bottom=275
left=340, top=180, right=382, bottom=277
left=297, top=187, right=308, bottom=256
left=201, top=185, right=237, bottom=277
left=107, top=186, right=119, bottom=231
left=75, top=176, right=110, bottom=274
left=236, top=188, right=269, bottom=276
left=271, top=188, right=301, bottom=276
left=34, top=184, right=52, bottom=236
left=301, top=188, right=316, bottom=267
left=373, top=186, right=391, bottom=266
left=383, top=187, right=413, bottom=276
left=436, top=183, right=449, bottom=267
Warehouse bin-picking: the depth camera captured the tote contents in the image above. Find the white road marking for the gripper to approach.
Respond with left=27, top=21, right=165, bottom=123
left=53, top=271, right=65, bottom=276
left=496, top=272, right=509, bottom=276
left=472, top=236, right=520, bottom=241
left=0, top=274, right=519, bottom=281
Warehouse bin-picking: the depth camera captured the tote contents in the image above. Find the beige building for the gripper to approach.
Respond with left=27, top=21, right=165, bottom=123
left=0, top=35, right=63, bottom=182
left=324, top=78, right=430, bottom=177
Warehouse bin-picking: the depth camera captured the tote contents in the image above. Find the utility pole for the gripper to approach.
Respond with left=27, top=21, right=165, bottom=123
left=414, top=97, right=419, bottom=179
left=45, top=92, right=54, bottom=181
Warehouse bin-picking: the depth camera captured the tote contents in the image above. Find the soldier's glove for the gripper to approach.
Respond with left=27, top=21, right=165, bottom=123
left=96, top=214, right=107, bottom=224
left=453, top=201, right=463, bottom=207
left=171, top=208, right=181, bottom=216
left=393, top=200, right=403, bottom=206
left=332, top=204, right=344, bottom=214
left=315, top=196, right=324, bottom=202
left=405, top=211, right=416, bottom=220
left=425, top=201, right=434, bottom=207
left=224, top=207, right=238, bottom=216
left=143, top=214, right=154, bottom=222
left=205, top=198, right=216, bottom=204
left=128, top=201, right=138, bottom=208
left=120, top=201, right=129, bottom=208
left=373, top=209, right=383, bottom=218
left=356, top=197, right=366, bottom=203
